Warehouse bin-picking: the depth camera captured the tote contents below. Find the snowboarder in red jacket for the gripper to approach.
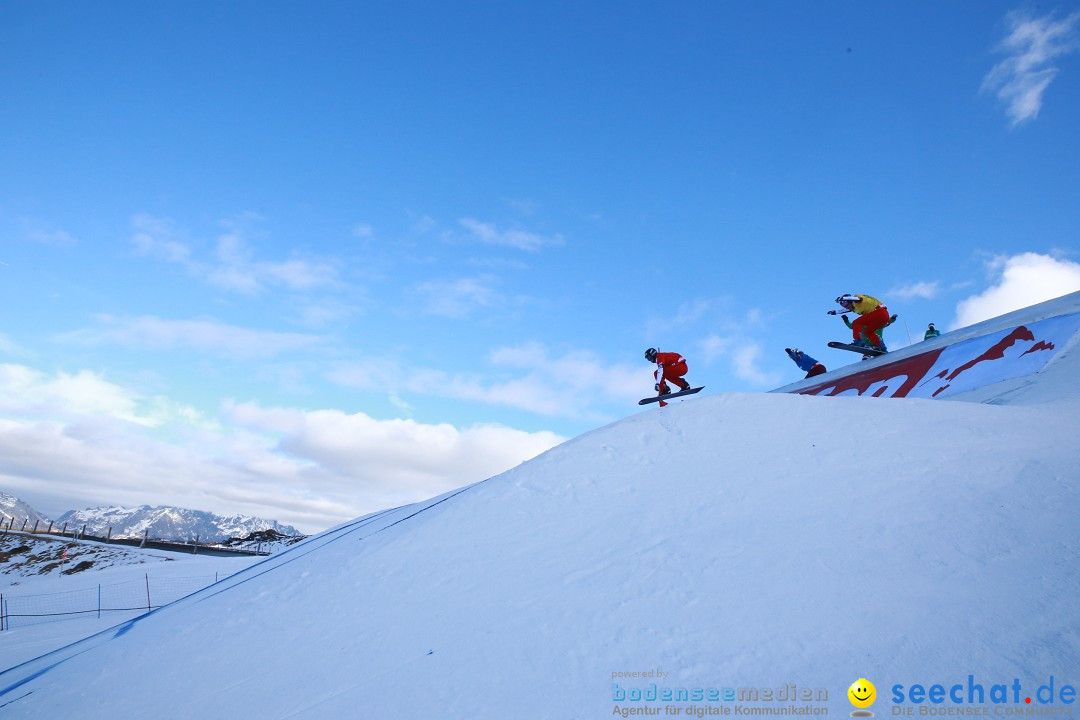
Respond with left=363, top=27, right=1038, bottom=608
left=645, top=348, right=691, bottom=406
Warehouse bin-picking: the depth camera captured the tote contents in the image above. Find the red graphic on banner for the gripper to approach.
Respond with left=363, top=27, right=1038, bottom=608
left=795, top=324, right=1059, bottom=399
left=929, top=327, right=1047, bottom=397
left=1021, top=340, right=1055, bottom=356
left=797, top=349, right=944, bottom=398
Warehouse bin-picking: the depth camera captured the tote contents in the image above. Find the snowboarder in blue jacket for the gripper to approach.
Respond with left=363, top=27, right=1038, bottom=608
left=785, top=348, right=826, bottom=379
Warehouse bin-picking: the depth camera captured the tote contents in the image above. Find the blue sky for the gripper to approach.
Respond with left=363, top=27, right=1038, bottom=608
left=2, top=1, right=1080, bottom=532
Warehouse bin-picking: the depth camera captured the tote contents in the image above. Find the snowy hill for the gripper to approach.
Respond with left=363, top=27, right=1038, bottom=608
left=1, top=533, right=184, bottom=580
left=55, top=505, right=301, bottom=543
left=0, top=538, right=261, bottom=667
left=210, top=528, right=307, bottom=554
left=1, top=297, right=1078, bottom=719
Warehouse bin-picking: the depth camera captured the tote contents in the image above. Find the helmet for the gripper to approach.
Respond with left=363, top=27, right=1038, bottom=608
left=644, top=348, right=657, bottom=362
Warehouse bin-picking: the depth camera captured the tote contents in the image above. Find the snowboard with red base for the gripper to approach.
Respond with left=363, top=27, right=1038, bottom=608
left=638, top=386, right=704, bottom=405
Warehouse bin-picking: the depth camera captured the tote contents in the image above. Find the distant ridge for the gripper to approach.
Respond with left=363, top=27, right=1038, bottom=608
left=55, top=505, right=301, bottom=543
left=0, top=492, right=51, bottom=529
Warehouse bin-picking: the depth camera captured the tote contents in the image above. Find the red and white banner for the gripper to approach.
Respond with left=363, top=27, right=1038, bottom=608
left=794, top=312, right=1080, bottom=400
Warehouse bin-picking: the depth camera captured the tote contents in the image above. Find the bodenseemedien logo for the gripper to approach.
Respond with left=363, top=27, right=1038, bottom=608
left=609, top=674, right=829, bottom=717
left=849, top=678, right=877, bottom=717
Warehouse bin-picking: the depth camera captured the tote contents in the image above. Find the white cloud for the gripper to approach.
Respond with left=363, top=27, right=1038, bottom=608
left=327, top=343, right=644, bottom=421
left=890, top=281, right=940, bottom=301
left=410, top=215, right=438, bottom=235
left=953, top=252, right=1080, bottom=328
left=982, top=10, right=1080, bottom=126
left=477, top=345, right=644, bottom=415
left=295, top=298, right=363, bottom=328
left=206, top=264, right=263, bottom=294
left=26, top=228, right=78, bottom=246
left=459, top=218, right=563, bottom=252
left=56, top=315, right=325, bottom=359
left=224, top=401, right=563, bottom=499
left=413, top=275, right=500, bottom=318
left=260, top=257, right=339, bottom=291
left=0, top=333, right=32, bottom=359
left=131, top=215, right=340, bottom=294
left=734, top=344, right=784, bottom=386
left=0, top=364, right=159, bottom=426
left=131, top=214, right=191, bottom=263
left=699, top=335, right=734, bottom=364
left=645, top=297, right=740, bottom=340
left=208, top=232, right=338, bottom=294
left=0, top=363, right=564, bottom=533
left=672, top=299, right=712, bottom=327
left=699, top=336, right=781, bottom=387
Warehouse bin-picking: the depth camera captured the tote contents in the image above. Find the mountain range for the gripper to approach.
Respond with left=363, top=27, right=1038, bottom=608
left=56, top=505, right=301, bottom=542
left=0, top=492, right=300, bottom=542
left=0, top=491, right=52, bottom=530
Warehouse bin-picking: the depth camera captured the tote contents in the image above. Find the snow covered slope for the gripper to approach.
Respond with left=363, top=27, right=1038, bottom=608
left=0, top=541, right=260, bottom=668
left=1, top=299, right=1078, bottom=719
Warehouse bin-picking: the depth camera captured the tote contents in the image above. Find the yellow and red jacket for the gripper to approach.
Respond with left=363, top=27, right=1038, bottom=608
left=847, top=294, right=884, bottom=315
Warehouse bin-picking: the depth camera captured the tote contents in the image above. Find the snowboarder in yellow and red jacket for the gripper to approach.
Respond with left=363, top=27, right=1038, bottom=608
left=828, top=294, right=891, bottom=351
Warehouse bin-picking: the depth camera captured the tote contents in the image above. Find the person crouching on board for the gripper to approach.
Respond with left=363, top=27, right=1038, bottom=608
left=644, top=348, right=691, bottom=407
left=828, top=293, right=890, bottom=353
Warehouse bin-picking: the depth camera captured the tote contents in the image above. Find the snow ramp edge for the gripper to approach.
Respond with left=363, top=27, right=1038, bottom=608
left=771, top=291, right=1080, bottom=400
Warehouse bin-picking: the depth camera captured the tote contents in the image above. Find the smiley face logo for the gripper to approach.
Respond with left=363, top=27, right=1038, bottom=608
left=848, top=678, right=876, bottom=708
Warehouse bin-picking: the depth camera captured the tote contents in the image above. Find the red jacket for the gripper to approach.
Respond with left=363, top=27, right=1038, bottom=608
left=654, top=351, right=685, bottom=368
left=654, top=352, right=688, bottom=383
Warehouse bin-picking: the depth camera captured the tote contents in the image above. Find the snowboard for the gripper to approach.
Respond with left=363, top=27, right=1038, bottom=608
left=828, top=341, right=887, bottom=357
left=638, top=386, right=704, bottom=405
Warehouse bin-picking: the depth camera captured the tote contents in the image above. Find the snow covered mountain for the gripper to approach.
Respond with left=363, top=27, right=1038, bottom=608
left=2, top=294, right=1078, bottom=719
left=0, top=492, right=51, bottom=530
left=54, top=505, right=301, bottom=543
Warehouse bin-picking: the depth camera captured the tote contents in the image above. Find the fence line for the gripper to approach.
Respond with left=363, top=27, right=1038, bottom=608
left=0, top=572, right=225, bottom=630
left=0, top=520, right=275, bottom=557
